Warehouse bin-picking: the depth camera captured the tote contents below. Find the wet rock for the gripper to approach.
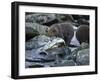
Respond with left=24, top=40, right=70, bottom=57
left=62, top=60, right=76, bottom=66
left=26, top=50, right=56, bottom=63
left=26, top=57, right=55, bottom=63
left=26, top=35, right=50, bottom=50
left=76, top=48, right=89, bottom=65
left=72, top=15, right=82, bottom=20
left=65, top=55, right=73, bottom=60
left=71, top=42, right=89, bottom=65
left=25, top=37, right=70, bottom=68
left=26, top=34, right=66, bottom=50
left=45, top=47, right=71, bottom=58
left=26, top=27, right=39, bottom=41
left=25, top=62, right=44, bottom=68
left=51, top=60, right=76, bottom=67
left=25, top=13, right=57, bottom=26
left=72, top=15, right=89, bottom=26
left=56, top=14, right=75, bottom=23
left=25, top=48, right=56, bottom=67
left=26, top=23, right=49, bottom=35
left=43, top=47, right=71, bottom=65
left=81, top=42, right=89, bottom=49
left=77, top=19, right=89, bottom=26
left=72, top=15, right=89, bottom=21
left=71, top=42, right=89, bottom=52
left=79, top=15, right=89, bottom=20
left=25, top=13, right=76, bottom=26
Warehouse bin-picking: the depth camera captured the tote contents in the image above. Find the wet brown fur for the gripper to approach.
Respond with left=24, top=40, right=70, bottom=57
left=47, top=23, right=74, bottom=46
left=76, top=25, right=89, bottom=44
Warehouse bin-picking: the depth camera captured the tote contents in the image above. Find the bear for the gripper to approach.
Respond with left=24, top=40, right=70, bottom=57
left=47, top=23, right=74, bottom=46
left=76, top=25, right=89, bottom=44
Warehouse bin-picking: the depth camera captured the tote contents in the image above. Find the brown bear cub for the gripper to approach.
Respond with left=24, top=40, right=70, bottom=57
left=76, top=25, right=89, bottom=44
left=47, top=23, right=74, bottom=46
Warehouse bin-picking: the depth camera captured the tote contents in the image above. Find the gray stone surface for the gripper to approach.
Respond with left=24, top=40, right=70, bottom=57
left=51, top=60, right=76, bottom=67
left=26, top=23, right=49, bottom=35
left=76, top=48, right=89, bottom=65
left=26, top=35, right=50, bottom=50
left=25, top=13, right=57, bottom=26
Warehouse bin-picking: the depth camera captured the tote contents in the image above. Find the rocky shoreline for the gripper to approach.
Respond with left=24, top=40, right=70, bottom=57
left=25, top=13, right=89, bottom=68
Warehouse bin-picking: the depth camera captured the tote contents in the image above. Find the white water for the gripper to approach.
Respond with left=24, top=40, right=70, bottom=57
left=70, top=26, right=80, bottom=46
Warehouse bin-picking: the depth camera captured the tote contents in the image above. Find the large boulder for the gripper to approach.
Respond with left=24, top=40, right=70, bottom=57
left=25, top=35, right=72, bottom=68
left=72, top=15, right=89, bottom=26
left=26, top=35, right=50, bottom=50
left=45, top=47, right=71, bottom=59
left=76, top=48, right=89, bottom=65
left=77, top=19, right=89, bottom=26
left=26, top=27, right=39, bottom=41
left=51, top=59, right=76, bottom=67
left=56, top=14, right=75, bottom=23
left=25, top=13, right=76, bottom=26
left=26, top=35, right=66, bottom=50
left=26, top=23, right=49, bottom=35
left=25, top=13, right=57, bottom=26
left=25, top=62, right=44, bottom=68
left=71, top=42, right=89, bottom=65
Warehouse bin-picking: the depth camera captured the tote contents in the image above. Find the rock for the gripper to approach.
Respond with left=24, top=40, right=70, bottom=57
left=70, top=42, right=89, bottom=65
left=26, top=50, right=56, bottom=63
left=81, top=42, right=89, bottom=49
left=65, top=54, right=73, bottom=60
left=56, top=14, right=75, bottom=23
left=25, top=35, right=71, bottom=68
left=72, top=15, right=89, bottom=21
left=26, top=35, right=50, bottom=50
left=79, top=15, right=89, bottom=20
left=25, top=13, right=77, bottom=26
left=71, top=42, right=89, bottom=52
left=26, top=27, right=39, bottom=41
left=62, top=60, right=76, bottom=66
left=43, top=47, right=71, bottom=65
left=25, top=13, right=57, bottom=26
left=72, top=15, right=82, bottom=20
left=26, top=57, right=55, bottom=63
left=51, top=59, right=76, bottom=67
left=76, top=48, right=89, bottom=65
left=26, top=35, right=66, bottom=50
left=26, top=23, right=49, bottom=35
left=77, top=19, right=89, bottom=26
left=72, top=15, right=89, bottom=26
left=25, top=48, right=56, bottom=67
left=45, top=47, right=71, bottom=58
left=25, top=62, right=44, bottom=68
